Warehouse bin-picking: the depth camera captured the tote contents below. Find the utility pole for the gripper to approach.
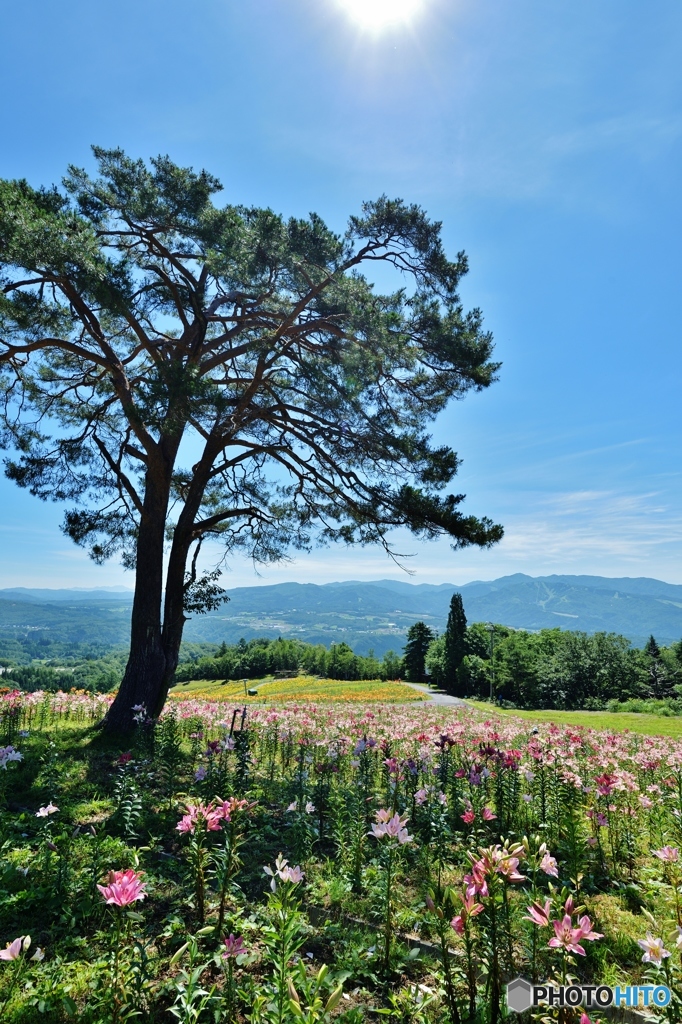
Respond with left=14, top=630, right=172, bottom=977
left=486, top=622, right=495, bottom=703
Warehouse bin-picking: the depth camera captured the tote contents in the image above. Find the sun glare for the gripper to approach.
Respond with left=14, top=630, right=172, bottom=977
left=337, top=0, right=424, bottom=32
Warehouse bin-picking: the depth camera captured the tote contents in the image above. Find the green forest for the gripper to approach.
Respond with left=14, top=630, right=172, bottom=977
left=3, top=621, right=682, bottom=714
left=428, top=623, right=682, bottom=710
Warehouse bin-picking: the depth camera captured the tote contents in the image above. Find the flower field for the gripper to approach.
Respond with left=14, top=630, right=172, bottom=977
left=169, top=676, right=424, bottom=704
left=2, top=688, right=682, bottom=1022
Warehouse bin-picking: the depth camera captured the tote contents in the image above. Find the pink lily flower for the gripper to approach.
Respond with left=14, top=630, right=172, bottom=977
left=638, top=934, right=671, bottom=964
left=176, top=801, right=224, bottom=834
left=497, top=855, right=526, bottom=882
left=0, top=937, right=23, bottom=961
left=97, top=868, right=147, bottom=907
left=451, top=888, right=485, bottom=933
left=35, top=803, right=59, bottom=818
left=222, top=934, right=247, bottom=959
left=577, top=916, right=604, bottom=941
left=370, top=811, right=412, bottom=844
left=463, top=862, right=488, bottom=898
left=654, top=846, right=679, bottom=863
left=283, top=864, right=305, bottom=883
left=524, top=899, right=552, bottom=928
left=540, top=853, right=559, bottom=877
left=264, top=854, right=305, bottom=889
left=548, top=915, right=587, bottom=956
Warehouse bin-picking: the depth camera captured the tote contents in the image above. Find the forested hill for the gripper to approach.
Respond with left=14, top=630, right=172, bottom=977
left=2, top=573, right=682, bottom=662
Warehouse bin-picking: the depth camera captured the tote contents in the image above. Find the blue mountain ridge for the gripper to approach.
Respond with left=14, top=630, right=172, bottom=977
left=1, top=574, right=681, bottom=657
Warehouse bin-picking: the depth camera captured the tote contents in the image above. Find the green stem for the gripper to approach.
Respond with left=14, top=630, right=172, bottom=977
left=112, top=912, right=122, bottom=1024
left=384, top=844, right=393, bottom=976
left=465, top=927, right=476, bottom=1021
left=438, top=915, right=461, bottom=1024
left=489, top=894, right=499, bottom=1024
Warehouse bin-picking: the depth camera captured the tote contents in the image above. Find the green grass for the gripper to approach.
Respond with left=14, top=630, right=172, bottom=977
left=469, top=700, right=682, bottom=738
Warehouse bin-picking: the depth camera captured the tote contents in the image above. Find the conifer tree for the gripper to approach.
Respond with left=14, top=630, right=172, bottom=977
left=644, top=634, right=671, bottom=699
left=403, top=622, right=435, bottom=683
left=444, top=592, right=468, bottom=695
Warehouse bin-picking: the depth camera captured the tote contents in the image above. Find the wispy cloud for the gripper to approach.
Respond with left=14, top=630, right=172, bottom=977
left=192, top=487, right=682, bottom=589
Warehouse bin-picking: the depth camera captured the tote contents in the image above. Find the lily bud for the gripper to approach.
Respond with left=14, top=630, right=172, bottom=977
left=325, top=984, right=344, bottom=1013
left=425, top=896, right=436, bottom=913
left=169, top=941, right=189, bottom=966
left=288, top=979, right=300, bottom=1005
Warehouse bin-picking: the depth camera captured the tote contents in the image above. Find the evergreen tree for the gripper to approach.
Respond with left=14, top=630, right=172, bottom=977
left=645, top=635, right=661, bottom=659
left=443, top=592, right=468, bottom=695
left=0, top=149, right=502, bottom=733
left=644, top=634, right=671, bottom=699
left=403, top=622, right=435, bottom=683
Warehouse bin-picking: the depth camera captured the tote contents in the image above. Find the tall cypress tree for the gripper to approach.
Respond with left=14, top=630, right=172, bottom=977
left=444, top=592, right=468, bottom=695
left=403, top=622, right=435, bottom=683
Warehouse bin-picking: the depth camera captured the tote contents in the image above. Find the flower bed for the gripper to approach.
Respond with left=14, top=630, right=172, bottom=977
left=1, top=689, right=682, bottom=1021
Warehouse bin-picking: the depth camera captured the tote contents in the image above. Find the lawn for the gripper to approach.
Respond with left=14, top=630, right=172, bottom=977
left=469, top=699, right=682, bottom=738
left=169, top=674, right=423, bottom=703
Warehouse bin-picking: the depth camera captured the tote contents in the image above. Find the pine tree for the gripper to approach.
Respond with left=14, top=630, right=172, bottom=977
left=644, top=634, right=670, bottom=699
left=403, top=622, right=435, bottom=683
left=0, top=149, right=502, bottom=732
left=645, top=635, right=661, bottom=660
left=444, top=593, right=468, bottom=695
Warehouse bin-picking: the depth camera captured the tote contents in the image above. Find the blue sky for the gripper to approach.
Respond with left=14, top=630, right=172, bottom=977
left=1, top=0, right=681, bottom=588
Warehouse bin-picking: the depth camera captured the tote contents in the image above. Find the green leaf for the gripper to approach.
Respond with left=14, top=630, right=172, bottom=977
left=62, top=995, right=78, bottom=1016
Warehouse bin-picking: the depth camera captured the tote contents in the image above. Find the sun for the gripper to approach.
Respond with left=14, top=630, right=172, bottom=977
left=337, top=0, right=425, bottom=32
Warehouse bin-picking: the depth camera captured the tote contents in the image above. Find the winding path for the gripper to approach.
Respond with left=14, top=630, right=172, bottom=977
left=402, top=682, right=468, bottom=706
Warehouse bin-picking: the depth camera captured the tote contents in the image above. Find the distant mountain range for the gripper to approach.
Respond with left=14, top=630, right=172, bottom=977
left=2, top=574, right=682, bottom=660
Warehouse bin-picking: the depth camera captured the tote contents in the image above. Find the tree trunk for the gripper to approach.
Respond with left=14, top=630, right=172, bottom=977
left=156, top=531, right=193, bottom=713
left=104, top=429, right=219, bottom=735
left=155, top=439, right=222, bottom=712
left=104, top=469, right=174, bottom=734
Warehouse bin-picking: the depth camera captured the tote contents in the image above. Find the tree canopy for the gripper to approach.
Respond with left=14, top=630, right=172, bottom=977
left=0, top=148, right=502, bottom=731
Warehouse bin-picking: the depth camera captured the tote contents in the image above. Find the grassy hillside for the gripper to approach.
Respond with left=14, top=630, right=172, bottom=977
left=469, top=700, right=682, bottom=738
